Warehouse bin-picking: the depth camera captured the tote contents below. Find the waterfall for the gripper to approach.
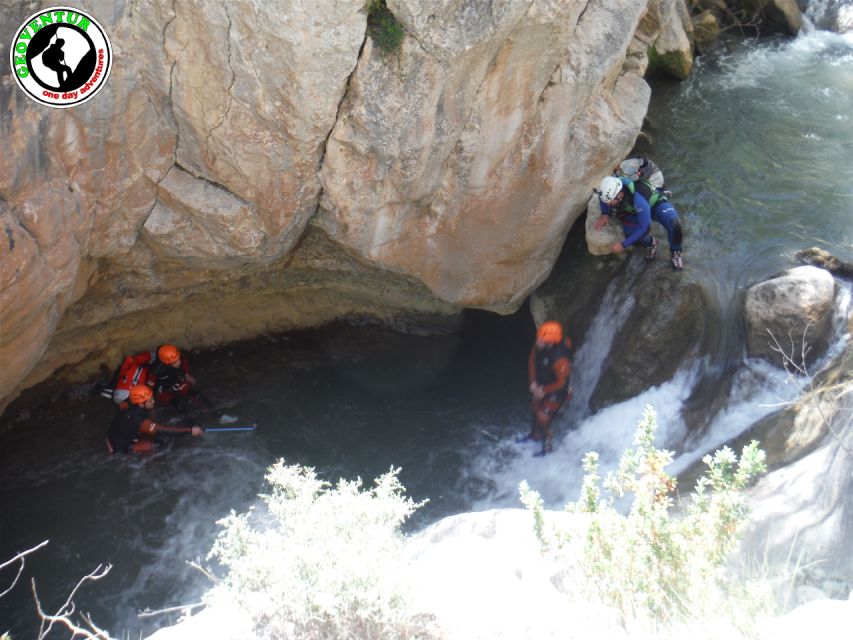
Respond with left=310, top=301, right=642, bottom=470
left=564, top=262, right=640, bottom=423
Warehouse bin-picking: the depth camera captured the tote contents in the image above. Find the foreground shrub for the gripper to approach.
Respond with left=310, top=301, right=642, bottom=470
left=520, top=405, right=770, bottom=633
left=205, top=461, right=436, bottom=640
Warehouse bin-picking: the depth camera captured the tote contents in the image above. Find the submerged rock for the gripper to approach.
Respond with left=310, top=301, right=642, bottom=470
left=796, top=247, right=853, bottom=281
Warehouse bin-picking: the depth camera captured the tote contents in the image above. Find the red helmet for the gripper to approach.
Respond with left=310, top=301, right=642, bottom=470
left=129, top=384, right=153, bottom=405
left=536, top=321, right=563, bottom=345
left=158, top=344, right=180, bottom=364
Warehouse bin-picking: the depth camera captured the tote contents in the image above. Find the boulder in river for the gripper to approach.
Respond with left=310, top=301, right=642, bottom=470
left=743, top=265, right=836, bottom=368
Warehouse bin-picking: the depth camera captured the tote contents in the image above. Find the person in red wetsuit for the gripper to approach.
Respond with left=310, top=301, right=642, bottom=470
left=107, top=384, right=202, bottom=455
left=147, top=344, right=237, bottom=424
left=147, top=344, right=208, bottom=412
left=525, top=321, right=573, bottom=457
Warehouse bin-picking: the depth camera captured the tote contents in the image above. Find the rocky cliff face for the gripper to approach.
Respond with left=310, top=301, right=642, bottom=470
left=0, top=0, right=694, bottom=413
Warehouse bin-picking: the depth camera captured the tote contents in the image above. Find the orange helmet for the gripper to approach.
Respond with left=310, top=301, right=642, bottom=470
left=536, top=321, right=563, bottom=345
left=129, top=384, right=153, bottom=405
left=158, top=344, right=180, bottom=364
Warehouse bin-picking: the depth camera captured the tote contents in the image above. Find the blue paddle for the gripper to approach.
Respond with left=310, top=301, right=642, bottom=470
left=204, top=422, right=257, bottom=433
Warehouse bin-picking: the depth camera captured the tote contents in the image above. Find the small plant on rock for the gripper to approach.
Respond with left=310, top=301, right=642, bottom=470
left=367, top=0, right=404, bottom=54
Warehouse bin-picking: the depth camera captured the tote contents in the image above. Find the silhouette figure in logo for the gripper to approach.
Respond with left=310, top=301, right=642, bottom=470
left=42, top=37, right=73, bottom=88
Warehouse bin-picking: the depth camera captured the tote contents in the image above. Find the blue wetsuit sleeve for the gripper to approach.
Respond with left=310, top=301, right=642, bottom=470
left=599, top=199, right=610, bottom=215
left=621, top=192, right=651, bottom=248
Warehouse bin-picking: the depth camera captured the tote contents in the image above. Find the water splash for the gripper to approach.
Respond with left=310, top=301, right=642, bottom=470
left=565, top=260, right=643, bottom=422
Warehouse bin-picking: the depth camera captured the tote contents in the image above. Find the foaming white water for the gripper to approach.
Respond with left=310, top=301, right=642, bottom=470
left=566, top=269, right=639, bottom=421
left=105, top=445, right=269, bottom=637
left=470, top=281, right=852, bottom=513
left=685, top=24, right=853, bottom=98
left=826, top=281, right=853, bottom=359
left=803, top=0, right=853, bottom=34
left=670, top=360, right=806, bottom=476
left=467, top=365, right=698, bottom=511
left=672, top=282, right=850, bottom=476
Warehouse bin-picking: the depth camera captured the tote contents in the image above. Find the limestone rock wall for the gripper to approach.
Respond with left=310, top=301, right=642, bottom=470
left=318, top=0, right=651, bottom=311
left=0, top=0, right=684, bottom=413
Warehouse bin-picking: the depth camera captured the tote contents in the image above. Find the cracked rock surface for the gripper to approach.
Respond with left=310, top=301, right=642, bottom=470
left=0, top=0, right=683, bottom=412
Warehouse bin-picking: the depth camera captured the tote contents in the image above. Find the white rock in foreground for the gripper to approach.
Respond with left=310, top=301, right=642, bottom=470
left=146, top=507, right=853, bottom=639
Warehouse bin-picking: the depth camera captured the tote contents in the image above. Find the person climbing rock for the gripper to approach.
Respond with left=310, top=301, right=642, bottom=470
left=107, top=384, right=202, bottom=455
left=522, top=321, right=573, bottom=457
left=594, top=173, right=685, bottom=270
left=147, top=344, right=237, bottom=423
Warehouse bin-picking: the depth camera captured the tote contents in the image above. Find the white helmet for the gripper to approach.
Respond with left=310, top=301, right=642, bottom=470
left=598, top=176, right=623, bottom=203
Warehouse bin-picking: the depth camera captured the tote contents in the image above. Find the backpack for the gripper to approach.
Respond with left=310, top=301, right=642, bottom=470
left=100, top=351, right=154, bottom=403
left=615, top=157, right=664, bottom=189
left=615, top=157, right=669, bottom=208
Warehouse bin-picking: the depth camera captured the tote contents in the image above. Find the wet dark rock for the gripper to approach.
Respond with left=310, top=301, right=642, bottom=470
left=723, top=343, right=850, bottom=473
left=796, top=247, right=853, bottom=281
left=692, top=10, right=722, bottom=54
left=530, top=222, right=625, bottom=346
left=589, top=265, right=709, bottom=410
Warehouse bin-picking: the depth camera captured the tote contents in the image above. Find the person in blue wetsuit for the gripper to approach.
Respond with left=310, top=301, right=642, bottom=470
left=594, top=175, right=684, bottom=270
left=649, top=198, right=684, bottom=269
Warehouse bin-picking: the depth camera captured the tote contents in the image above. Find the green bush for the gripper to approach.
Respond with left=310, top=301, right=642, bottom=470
left=205, top=461, right=436, bottom=639
left=520, top=405, right=770, bottom=632
left=367, top=0, right=404, bottom=54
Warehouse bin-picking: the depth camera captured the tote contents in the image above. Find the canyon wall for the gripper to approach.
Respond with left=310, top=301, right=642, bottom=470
left=0, top=0, right=695, bottom=412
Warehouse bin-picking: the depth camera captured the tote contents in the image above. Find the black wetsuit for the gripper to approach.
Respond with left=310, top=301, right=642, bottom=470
left=149, top=356, right=211, bottom=416
left=149, top=359, right=188, bottom=397
left=108, top=404, right=156, bottom=453
left=528, top=338, right=573, bottom=453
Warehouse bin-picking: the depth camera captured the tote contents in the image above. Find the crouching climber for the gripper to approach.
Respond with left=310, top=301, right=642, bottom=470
left=107, top=384, right=203, bottom=455
left=521, top=321, right=573, bottom=457
left=594, top=164, right=685, bottom=270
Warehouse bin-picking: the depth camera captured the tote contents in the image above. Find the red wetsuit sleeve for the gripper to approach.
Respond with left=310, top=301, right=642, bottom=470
left=541, top=357, right=570, bottom=395
left=140, top=419, right=191, bottom=435
left=139, top=419, right=157, bottom=436
left=156, top=424, right=193, bottom=434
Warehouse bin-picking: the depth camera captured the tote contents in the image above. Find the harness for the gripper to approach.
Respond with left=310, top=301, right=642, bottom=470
left=534, top=339, right=572, bottom=397
left=633, top=178, right=668, bottom=209
left=611, top=177, right=668, bottom=222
